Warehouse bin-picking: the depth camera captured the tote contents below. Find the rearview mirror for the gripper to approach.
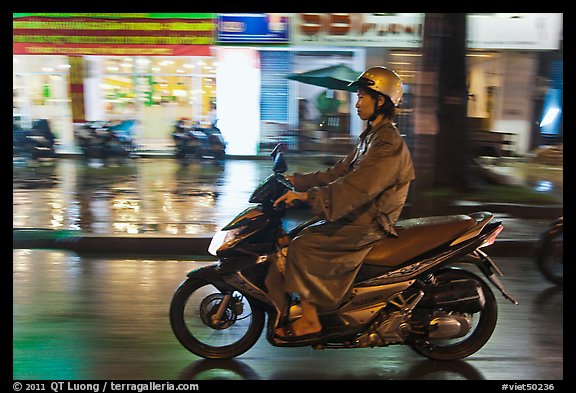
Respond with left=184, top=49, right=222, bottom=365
left=271, top=143, right=287, bottom=174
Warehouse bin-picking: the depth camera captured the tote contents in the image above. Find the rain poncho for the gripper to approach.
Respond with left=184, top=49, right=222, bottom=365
left=284, top=118, right=415, bottom=309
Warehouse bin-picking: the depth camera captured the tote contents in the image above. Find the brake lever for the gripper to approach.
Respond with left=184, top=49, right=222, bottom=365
left=273, top=200, right=287, bottom=211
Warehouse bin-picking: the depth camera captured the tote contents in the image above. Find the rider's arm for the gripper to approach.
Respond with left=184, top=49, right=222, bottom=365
left=290, top=149, right=356, bottom=192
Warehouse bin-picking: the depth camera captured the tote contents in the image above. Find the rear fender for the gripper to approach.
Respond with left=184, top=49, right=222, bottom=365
left=462, top=249, right=519, bottom=305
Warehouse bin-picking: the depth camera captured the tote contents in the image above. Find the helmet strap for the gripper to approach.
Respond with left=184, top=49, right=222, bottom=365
left=368, top=98, right=384, bottom=123
left=360, top=89, right=386, bottom=138
left=363, top=103, right=381, bottom=140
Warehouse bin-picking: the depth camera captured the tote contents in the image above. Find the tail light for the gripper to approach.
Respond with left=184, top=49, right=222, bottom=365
left=479, top=225, right=504, bottom=248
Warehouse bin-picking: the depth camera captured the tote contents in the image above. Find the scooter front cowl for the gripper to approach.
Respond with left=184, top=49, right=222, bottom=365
left=211, top=211, right=279, bottom=258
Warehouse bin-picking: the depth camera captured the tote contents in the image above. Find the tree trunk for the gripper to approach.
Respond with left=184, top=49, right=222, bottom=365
left=412, top=13, right=471, bottom=194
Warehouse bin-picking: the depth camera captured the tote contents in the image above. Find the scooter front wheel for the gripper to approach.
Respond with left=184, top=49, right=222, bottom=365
left=170, top=278, right=265, bottom=359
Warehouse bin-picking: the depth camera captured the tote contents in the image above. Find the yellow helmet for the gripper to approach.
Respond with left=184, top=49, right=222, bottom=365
left=348, top=66, right=403, bottom=106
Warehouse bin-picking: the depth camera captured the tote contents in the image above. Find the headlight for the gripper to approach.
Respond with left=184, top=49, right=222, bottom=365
left=208, top=227, right=242, bottom=256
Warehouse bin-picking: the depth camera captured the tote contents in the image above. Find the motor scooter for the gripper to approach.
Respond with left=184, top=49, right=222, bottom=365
left=535, top=217, right=563, bottom=285
left=170, top=144, right=518, bottom=360
left=13, top=118, right=57, bottom=160
left=75, top=120, right=137, bottom=159
left=201, top=123, right=227, bottom=161
left=172, top=119, right=226, bottom=162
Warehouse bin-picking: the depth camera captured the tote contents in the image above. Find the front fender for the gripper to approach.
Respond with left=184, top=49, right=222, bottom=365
left=186, top=263, right=220, bottom=279
left=184, top=263, right=235, bottom=293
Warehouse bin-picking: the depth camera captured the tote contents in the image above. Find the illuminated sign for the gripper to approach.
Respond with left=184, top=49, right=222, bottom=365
left=292, top=13, right=562, bottom=50
left=292, top=13, right=424, bottom=48
left=217, top=13, right=289, bottom=43
left=467, top=13, right=562, bottom=50
left=13, top=13, right=216, bottom=56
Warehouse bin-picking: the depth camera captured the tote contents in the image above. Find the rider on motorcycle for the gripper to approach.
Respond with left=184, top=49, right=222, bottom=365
left=272, top=66, right=416, bottom=340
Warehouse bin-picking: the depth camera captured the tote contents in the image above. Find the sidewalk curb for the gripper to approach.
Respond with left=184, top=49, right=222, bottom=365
left=13, top=230, right=214, bottom=258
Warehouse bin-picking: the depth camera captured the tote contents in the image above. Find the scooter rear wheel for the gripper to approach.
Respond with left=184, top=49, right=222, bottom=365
left=536, top=228, right=563, bottom=286
left=170, top=278, right=265, bottom=359
left=409, top=268, right=498, bottom=360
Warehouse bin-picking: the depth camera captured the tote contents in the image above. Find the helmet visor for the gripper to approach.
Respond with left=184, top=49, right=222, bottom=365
left=348, top=77, right=375, bottom=89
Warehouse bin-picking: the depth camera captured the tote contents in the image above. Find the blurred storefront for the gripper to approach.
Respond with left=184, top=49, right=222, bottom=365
left=82, top=56, right=217, bottom=149
left=290, top=13, right=563, bottom=157
left=13, top=13, right=217, bottom=152
left=13, top=13, right=562, bottom=156
left=465, top=13, right=563, bottom=156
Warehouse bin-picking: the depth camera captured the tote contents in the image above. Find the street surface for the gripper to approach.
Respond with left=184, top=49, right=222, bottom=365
left=13, top=250, right=562, bottom=380
left=13, top=157, right=562, bottom=238
left=13, top=156, right=563, bottom=381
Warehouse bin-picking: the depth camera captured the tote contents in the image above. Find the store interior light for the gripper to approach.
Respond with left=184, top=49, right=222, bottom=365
left=539, top=88, right=562, bottom=131
left=216, top=47, right=260, bottom=156
left=540, top=107, right=560, bottom=128
left=390, top=53, right=422, bottom=57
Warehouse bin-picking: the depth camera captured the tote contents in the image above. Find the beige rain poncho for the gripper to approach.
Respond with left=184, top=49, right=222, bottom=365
left=283, top=118, right=415, bottom=310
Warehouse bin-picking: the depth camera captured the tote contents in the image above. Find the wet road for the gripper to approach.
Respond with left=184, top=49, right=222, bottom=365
left=13, top=250, right=562, bottom=380
left=13, top=157, right=562, bottom=238
left=13, top=157, right=323, bottom=236
left=13, top=157, right=563, bottom=381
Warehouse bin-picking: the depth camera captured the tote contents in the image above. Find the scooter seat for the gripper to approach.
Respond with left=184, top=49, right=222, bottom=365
left=363, top=215, right=476, bottom=267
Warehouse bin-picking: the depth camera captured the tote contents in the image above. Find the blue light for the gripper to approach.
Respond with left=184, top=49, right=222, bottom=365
left=534, top=180, right=553, bottom=193
left=540, top=88, right=562, bottom=135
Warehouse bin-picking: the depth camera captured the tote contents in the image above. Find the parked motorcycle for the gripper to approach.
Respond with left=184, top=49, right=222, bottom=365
left=75, top=119, right=137, bottom=159
left=13, top=118, right=57, bottom=159
left=172, top=119, right=226, bottom=162
left=535, top=217, right=563, bottom=285
left=170, top=144, right=518, bottom=360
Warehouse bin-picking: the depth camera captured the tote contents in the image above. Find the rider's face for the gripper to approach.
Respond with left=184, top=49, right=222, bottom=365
left=355, top=89, right=381, bottom=121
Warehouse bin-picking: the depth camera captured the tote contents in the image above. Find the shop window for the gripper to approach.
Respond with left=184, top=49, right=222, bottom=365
left=13, top=55, right=73, bottom=146
left=99, top=56, right=217, bottom=148
left=388, top=51, right=421, bottom=150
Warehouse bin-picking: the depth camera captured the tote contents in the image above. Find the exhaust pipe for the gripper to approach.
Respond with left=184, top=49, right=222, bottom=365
left=419, top=279, right=486, bottom=313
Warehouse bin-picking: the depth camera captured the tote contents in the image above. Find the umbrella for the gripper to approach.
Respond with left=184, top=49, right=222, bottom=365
left=287, top=63, right=361, bottom=92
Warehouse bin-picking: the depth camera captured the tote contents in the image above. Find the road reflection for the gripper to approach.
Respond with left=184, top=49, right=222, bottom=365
left=178, top=358, right=485, bottom=380
left=13, top=157, right=322, bottom=235
left=179, top=359, right=261, bottom=380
